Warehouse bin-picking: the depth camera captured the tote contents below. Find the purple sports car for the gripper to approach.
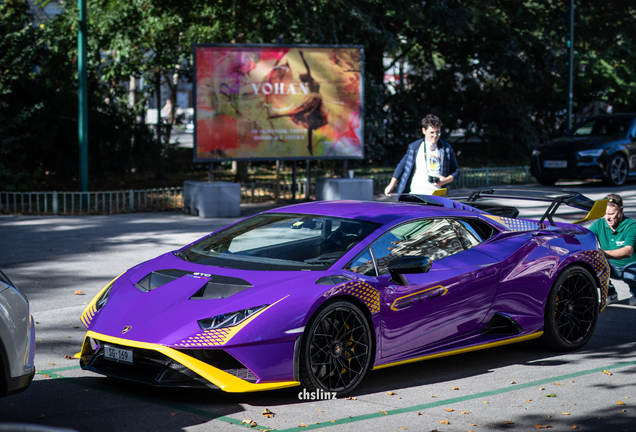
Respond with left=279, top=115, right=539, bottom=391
left=79, top=191, right=610, bottom=395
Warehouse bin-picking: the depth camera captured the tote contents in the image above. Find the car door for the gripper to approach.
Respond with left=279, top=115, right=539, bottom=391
left=364, top=218, right=501, bottom=358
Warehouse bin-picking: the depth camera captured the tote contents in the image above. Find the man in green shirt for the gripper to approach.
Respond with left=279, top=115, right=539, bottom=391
left=589, top=194, right=636, bottom=306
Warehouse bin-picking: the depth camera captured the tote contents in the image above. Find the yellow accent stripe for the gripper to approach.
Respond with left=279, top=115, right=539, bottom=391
left=81, top=273, right=125, bottom=327
left=389, top=285, right=447, bottom=311
left=573, top=199, right=608, bottom=224
left=372, top=332, right=543, bottom=370
left=82, top=330, right=300, bottom=393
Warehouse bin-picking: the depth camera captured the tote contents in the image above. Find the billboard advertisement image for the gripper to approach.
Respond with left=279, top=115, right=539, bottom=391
left=193, top=44, right=364, bottom=161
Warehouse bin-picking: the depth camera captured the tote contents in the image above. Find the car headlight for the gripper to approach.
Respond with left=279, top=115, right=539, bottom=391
left=577, top=149, right=603, bottom=157
left=198, top=305, right=268, bottom=330
left=95, top=286, right=112, bottom=311
left=532, top=149, right=541, bottom=157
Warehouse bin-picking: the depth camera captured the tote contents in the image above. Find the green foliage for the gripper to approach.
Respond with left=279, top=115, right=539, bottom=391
left=2, top=0, right=636, bottom=190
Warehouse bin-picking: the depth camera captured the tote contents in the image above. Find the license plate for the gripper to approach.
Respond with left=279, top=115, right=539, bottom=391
left=104, top=344, right=133, bottom=364
left=544, top=160, right=567, bottom=168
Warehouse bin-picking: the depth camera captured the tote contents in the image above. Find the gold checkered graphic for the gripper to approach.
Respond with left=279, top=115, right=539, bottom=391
left=578, top=249, right=610, bottom=309
left=178, top=327, right=233, bottom=347
left=341, top=281, right=381, bottom=314
left=81, top=304, right=97, bottom=328
left=485, top=215, right=548, bottom=232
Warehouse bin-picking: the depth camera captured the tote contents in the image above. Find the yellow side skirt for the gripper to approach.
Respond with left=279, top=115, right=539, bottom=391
left=372, top=332, right=543, bottom=370
left=82, top=331, right=300, bottom=393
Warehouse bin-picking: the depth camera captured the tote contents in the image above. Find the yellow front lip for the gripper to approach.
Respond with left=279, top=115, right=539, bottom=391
left=81, top=330, right=300, bottom=393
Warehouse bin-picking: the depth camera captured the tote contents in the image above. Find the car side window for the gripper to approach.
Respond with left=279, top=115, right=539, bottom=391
left=449, top=219, right=486, bottom=250
left=371, top=219, right=464, bottom=276
left=344, top=247, right=377, bottom=276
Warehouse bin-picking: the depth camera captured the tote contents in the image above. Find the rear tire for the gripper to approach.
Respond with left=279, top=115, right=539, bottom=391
left=539, top=265, right=598, bottom=351
left=299, top=300, right=372, bottom=396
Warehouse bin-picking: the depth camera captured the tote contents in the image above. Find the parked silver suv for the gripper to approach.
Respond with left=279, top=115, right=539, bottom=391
left=0, top=270, right=35, bottom=399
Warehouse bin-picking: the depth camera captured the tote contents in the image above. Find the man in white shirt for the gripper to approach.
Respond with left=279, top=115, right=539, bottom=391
left=384, top=115, right=460, bottom=196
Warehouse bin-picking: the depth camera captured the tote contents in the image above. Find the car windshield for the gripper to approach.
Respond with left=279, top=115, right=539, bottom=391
left=565, top=116, right=634, bottom=137
left=178, top=213, right=381, bottom=271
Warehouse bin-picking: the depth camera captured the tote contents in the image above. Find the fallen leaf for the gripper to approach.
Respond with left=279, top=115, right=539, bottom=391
left=262, top=408, right=275, bottom=418
left=603, top=370, right=613, bottom=376
left=74, top=290, right=84, bottom=295
left=451, top=387, right=459, bottom=390
left=43, top=374, right=50, bottom=378
left=417, top=412, right=422, bottom=416
left=49, top=362, right=55, bottom=365
left=570, top=425, right=578, bottom=430
left=622, top=409, right=627, bottom=412
left=35, top=415, right=45, bottom=419
left=504, top=421, right=514, bottom=424
left=330, top=420, right=336, bottom=423
left=386, top=392, right=396, bottom=395
left=344, top=397, right=357, bottom=400
left=241, top=419, right=257, bottom=428
left=554, top=383, right=564, bottom=386
left=618, top=400, right=626, bottom=405
left=510, top=381, right=516, bottom=384
left=562, top=412, right=570, bottom=415
left=596, top=417, right=602, bottom=419
left=64, top=355, right=74, bottom=360
left=401, top=428, right=407, bottom=430
left=298, top=424, right=308, bottom=428
left=483, top=401, right=489, bottom=404
left=545, top=394, right=557, bottom=398
left=547, top=415, right=552, bottom=418
left=461, top=411, right=469, bottom=415
left=570, top=381, right=575, bottom=383
left=470, top=424, right=477, bottom=426
left=439, top=420, right=450, bottom=424
left=170, top=413, right=177, bottom=416
left=445, top=409, right=455, bottom=412
left=431, top=395, right=437, bottom=398
left=526, top=399, right=533, bottom=402
left=534, top=425, right=552, bottom=429
left=379, top=411, right=388, bottom=415
left=318, top=410, right=323, bottom=412
left=540, top=387, right=546, bottom=390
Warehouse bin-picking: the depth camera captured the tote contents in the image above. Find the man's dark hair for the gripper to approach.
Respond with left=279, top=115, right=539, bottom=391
left=605, top=194, right=623, bottom=209
left=422, top=114, right=443, bottom=130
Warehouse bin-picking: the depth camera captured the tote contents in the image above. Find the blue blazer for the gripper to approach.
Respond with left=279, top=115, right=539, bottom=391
left=392, top=139, right=460, bottom=195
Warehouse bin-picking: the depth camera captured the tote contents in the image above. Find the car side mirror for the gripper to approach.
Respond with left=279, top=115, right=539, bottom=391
left=388, top=256, right=433, bottom=286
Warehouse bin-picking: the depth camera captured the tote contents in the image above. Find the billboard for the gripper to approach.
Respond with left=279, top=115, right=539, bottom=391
left=193, top=44, right=364, bottom=162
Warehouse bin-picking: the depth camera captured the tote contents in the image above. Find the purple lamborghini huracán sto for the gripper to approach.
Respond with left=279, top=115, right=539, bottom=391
left=78, top=190, right=610, bottom=395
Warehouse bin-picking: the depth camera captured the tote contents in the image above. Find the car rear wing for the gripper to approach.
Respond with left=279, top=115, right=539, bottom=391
left=400, top=189, right=608, bottom=227
left=450, top=189, right=607, bottom=226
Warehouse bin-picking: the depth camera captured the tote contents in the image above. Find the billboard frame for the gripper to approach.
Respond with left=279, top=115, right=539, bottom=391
left=192, top=43, right=365, bottom=163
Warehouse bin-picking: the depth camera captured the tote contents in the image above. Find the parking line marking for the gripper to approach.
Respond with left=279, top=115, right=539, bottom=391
left=39, top=360, right=636, bottom=431
left=277, top=360, right=636, bottom=431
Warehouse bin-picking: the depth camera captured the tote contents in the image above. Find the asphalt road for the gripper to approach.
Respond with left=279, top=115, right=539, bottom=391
left=1, top=182, right=636, bottom=432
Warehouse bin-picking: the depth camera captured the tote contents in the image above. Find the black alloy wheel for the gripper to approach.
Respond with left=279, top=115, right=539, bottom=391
left=540, top=265, right=598, bottom=351
left=605, top=154, right=628, bottom=186
left=299, top=300, right=372, bottom=396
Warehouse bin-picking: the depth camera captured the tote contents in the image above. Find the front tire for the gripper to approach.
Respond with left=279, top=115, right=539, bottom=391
left=299, top=300, right=372, bottom=396
left=540, top=265, right=598, bottom=351
left=604, top=154, right=628, bottom=186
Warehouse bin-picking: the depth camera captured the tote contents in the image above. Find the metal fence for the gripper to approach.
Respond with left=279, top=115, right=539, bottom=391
left=361, top=166, right=531, bottom=192
left=1, top=166, right=531, bottom=215
left=0, top=188, right=183, bottom=216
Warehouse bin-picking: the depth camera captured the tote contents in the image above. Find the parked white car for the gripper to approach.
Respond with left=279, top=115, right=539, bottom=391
left=0, top=270, right=35, bottom=399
